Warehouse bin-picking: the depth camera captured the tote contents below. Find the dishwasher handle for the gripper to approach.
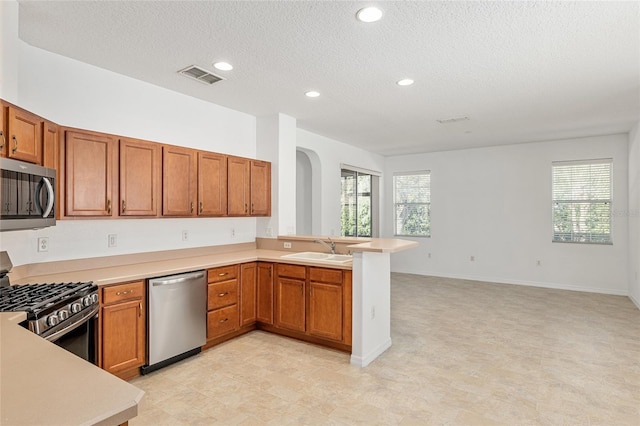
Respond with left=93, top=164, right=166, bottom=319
left=151, top=271, right=205, bottom=286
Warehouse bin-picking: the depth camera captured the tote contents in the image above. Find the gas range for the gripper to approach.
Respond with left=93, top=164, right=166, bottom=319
left=0, top=281, right=99, bottom=340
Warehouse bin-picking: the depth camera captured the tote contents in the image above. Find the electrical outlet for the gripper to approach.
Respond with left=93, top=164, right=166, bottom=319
left=371, top=306, right=376, bottom=319
left=428, top=253, right=432, bottom=259
left=182, top=230, right=189, bottom=241
left=37, top=237, right=49, bottom=252
left=231, top=228, right=236, bottom=238
left=108, top=234, right=117, bottom=248
left=265, top=227, right=273, bottom=237
left=470, top=255, right=475, bottom=261
left=284, top=242, right=292, bottom=249
left=537, top=260, right=541, bottom=266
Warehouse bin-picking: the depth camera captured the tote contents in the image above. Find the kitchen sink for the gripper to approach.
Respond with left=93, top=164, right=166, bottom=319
left=281, top=252, right=353, bottom=263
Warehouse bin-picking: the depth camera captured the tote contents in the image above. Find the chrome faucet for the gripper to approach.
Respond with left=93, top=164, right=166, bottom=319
left=314, top=237, right=336, bottom=254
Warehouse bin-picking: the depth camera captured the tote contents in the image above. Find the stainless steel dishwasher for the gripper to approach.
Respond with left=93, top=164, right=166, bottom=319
left=141, top=270, right=206, bottom=374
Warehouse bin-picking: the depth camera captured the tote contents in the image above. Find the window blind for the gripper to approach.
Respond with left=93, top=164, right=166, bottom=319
left=393, top=171, right=430, bottom=237
left=552, top=159, right=612, bottom=244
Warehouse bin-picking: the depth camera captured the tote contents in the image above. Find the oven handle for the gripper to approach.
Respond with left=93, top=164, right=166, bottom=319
left=43, top=305, right=99, bottom=342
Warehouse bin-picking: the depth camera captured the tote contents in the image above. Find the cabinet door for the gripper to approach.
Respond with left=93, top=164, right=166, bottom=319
left=275, top=277, right=306, bottom=332
left=162, top=145, right=196, bottom=216
left=309, top=282, right=343, bottom=341
left=257, top=263, right=274, bottom=324
left=227, top=156, right=250, bottom=216
left=120, top=138, right=159, bottom=216
left=42, top=121, right=58, bottom=169
left=240, top=263, right=257, bottom=327
left=1, top=103, right=7, bottom=157
left=65, top=131, right=116, bottom=216
left=7, top=106, right=41, bottom=164
left=250, top=160, right=271, bottom=216
left=101, top=298, right=145, bottom=373
left=198, top=152, right=227, bottom=216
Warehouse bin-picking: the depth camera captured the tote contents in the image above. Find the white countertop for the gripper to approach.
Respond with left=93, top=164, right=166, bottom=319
left=0, top=313, right=144, bottom=426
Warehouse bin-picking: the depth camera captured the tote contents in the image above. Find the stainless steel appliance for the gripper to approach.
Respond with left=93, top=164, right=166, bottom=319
left=0, top=256, right=99, bottom=363
left=0, top=157, right=56, bottom=231
left=142, top=270, right=207, bottom=374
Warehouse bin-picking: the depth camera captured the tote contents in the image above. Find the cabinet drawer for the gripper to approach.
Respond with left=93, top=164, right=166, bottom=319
left=208, top=280, right=238, bottom=310
left=102, top=281, right=144, bottom=304
left=277, top=264, right=306, bottom=280
left=208, top=265, right=238, bottom=283
left=309, top=267, right=343, bottom=284
left=207, top=305, right=239, bottom=339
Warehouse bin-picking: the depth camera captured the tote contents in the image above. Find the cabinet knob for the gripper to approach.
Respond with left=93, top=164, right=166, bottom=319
left=0, top=131, right=5, bottom=150
left=11, top=135, right=17, bottom=153
left=190, top=202, right=194, bottom=213
left=199, top=202, right=203, bottom=214
left=218, top=292, right=229, bottom=297
left=219, top=318, right=229, bottom=323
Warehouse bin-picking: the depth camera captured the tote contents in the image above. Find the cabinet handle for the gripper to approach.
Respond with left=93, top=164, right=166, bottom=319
left=0, top=131, right=5, bottom=151
left=199, top=202, right=203, bottom=214
left=251, top=203, right=254, bottom=213
left=190, top=202, right=194, bottom=213
left=107, top=199, right=111, bottom=214
left=219, top=318, right=229, bottom=323
left=122, top=200, right=126, bottom=213
left=244, top=203, right=248, bottom=213
left=218, top=292, right=229, bottom=297
left=11, top=135, right=17, bottom=153
left=116, top=290, right=133, bottom=296
left=138, top=302, right=142, bottom=317
left=218, top=272, right=228, bottom=277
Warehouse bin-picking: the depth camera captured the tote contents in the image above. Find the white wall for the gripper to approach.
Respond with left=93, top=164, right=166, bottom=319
left=386, top=134, right=630, bottom=295
left=0, top=0, right=19, bottom=102
left=296, top=151, right=313, bottom=235
left=0, top=20, right=258, bottom=267
left=629, top=123, right=640, bottom=307
left=296, top=129, right=385, bottom=237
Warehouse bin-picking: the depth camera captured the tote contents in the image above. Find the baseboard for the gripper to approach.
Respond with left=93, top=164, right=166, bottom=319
left=391, top=270, right=629, bottom=297
left=350, top=338, right=392, bottom=368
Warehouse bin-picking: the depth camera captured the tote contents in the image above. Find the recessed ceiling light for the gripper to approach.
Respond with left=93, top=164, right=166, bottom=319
left=213, top=62, right=233, bottom=71
left=356, top=6, right=383, bottom=23
left=305, top=91, right=320, bottom=98
left=397, top=79, right=414, bottom=86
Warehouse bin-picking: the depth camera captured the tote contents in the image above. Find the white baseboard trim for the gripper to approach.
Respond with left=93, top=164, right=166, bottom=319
left=391, top=270, right=628, bottom=297
left=630, top=293, right=640, bottom=311
left=350, top=338, right=392, bottom=368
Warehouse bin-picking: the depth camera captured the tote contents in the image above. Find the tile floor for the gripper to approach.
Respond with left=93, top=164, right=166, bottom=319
left=130, top=273, right=640, bottom=425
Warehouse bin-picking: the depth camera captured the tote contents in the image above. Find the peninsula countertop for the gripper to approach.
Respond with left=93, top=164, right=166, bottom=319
left=0, top=312, right=144, bottom=426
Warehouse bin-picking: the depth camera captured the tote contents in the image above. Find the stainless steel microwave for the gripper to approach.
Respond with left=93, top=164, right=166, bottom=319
left=0, top=158, right=56, bottom=231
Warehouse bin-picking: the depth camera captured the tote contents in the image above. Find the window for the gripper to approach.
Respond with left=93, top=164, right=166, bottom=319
left=341, top=169, right=376, bottom=237
left=552, top=159, right=612, bottom=244
left=394, top=171, right=431, bottom=237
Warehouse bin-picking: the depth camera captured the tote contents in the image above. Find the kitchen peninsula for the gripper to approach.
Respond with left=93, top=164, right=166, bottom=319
left=3, top=236, right=416, bottom=425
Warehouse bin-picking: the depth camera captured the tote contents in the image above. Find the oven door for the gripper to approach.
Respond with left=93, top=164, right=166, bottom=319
left=44, top=308, right=98, bottom=365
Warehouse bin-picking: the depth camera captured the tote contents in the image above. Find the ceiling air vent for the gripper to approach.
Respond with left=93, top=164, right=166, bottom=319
left=178, top=65, right=224, bottom=85
left=436, top=116, right=469, bottom=124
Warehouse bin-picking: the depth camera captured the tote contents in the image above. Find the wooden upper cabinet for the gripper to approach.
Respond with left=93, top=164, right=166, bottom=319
left=198, top=152, right=227, bottom=216
left=0, top=103, right=6, bottom=157
left=250, top=160, right=271, bottom=216
left=6, top=106, right=42, bottom=164
left=120, top=138, right=160, bottom=216
left=227, top=156, right=250, bottom=216
left=42, top=121, right=59, bottom=169
left=162, top=145, right=197, bottom=216
left=64, top=130, right=116, bottom=217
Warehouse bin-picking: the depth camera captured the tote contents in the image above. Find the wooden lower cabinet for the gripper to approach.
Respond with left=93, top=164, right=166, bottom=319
left=256, top=262, right=274, bottom=324
left=100, top=281, right=146, bottom=380
left=206, top=265, right=240, bottom=343
left=272, top=264, right=352, bottom=349
left=240, top=263, right=257, bottom=326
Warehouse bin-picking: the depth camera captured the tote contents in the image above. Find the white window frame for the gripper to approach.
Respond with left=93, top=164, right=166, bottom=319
left=393, top=171, right=431, bottom=237
left=551, top=158, right=613, bottom=244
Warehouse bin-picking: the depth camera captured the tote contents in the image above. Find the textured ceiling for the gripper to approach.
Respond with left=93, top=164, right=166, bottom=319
left=17, top=1, right=640, bottom=156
